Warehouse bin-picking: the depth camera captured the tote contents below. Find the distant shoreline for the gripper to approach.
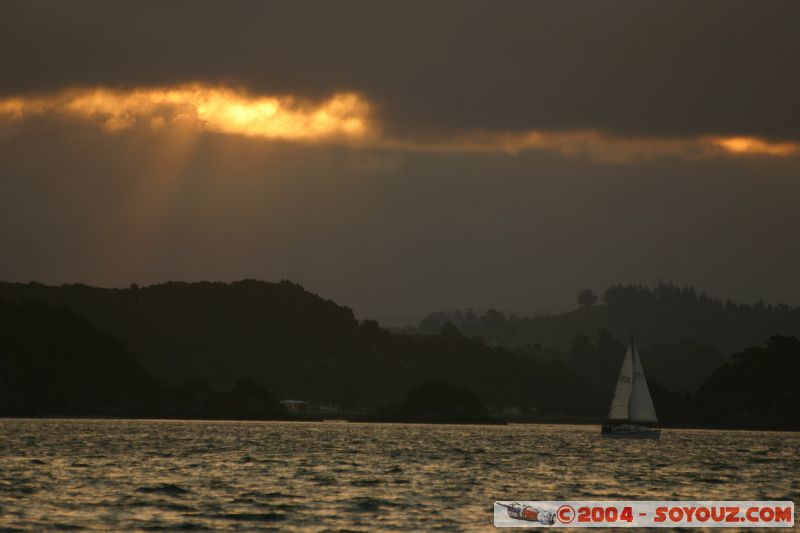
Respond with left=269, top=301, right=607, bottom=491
left=2, top=415, right=798, bottom=432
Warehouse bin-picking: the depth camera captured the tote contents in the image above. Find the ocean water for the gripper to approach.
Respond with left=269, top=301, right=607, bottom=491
left=0, top=419, right=798, bottom=531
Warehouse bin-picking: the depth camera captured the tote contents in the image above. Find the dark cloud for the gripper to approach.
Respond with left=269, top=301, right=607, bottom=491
left=1, top=0, right=799, bottom=139
left=2, top=1, right=800, bottom=324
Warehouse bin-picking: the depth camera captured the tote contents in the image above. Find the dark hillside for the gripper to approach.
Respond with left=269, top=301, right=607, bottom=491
left=695, top=335, right=800, bottom=429
left=0, top=281, right=600, bottom=413
left=419, top=283, right=798, bottom=392
left=420, top=283, right=800, bottom=355
left=0, top=299, right=289, bottom=419
left=0, top=299, right=155, bottom=416
left=0, top=280, right=360, bottom=385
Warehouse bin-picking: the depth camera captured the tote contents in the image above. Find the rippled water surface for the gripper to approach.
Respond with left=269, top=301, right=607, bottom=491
left=1, top=419, right=798, bottom=530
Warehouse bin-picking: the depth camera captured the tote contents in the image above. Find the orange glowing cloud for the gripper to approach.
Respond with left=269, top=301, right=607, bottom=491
left=387, top=131, right=800, bottom=162
left=384, top=130, right=701, bottom=162
left=1, top=84, right=798, bottom=162
left=0, top=84, right=374, bottom=142
left=710, top=136, right=799, bottom=157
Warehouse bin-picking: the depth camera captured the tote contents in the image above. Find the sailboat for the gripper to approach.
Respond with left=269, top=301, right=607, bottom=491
left=601, top=336, right=661, bottom=439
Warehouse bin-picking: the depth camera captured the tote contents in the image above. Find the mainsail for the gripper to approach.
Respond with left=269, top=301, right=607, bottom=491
left=629, top=345, right=658, bottom=422
left=607, top=337, right=658, bottom=423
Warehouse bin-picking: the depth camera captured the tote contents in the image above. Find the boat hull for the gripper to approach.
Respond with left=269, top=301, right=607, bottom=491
left=601, top=429, right=661, bottom=439
left=601, top=424, right=661, bottom=439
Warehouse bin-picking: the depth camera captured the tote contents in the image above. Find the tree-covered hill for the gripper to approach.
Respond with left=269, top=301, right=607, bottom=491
left=421, top=284, right=800, bottom=354
left=0, top=299, right=155, bottom=416
left=649, top=335, right=800, bottom=430
left=0, top=280, right=361, bottom=385
left=0, top=281, right=600, bottom=413
left=1, top=282, right=798, bottom=428
left=419, top=283, right=800, bottom=391
left=0, top=299, right=290, bottom=419
left=695, top=335, right=800, bottom=429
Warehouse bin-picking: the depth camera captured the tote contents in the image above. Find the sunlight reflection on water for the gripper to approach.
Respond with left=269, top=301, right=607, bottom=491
left=0, top=419, right=798, bottom=530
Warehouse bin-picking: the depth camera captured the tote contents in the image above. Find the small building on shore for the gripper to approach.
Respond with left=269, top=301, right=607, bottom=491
left=280, top=399, right=311, bottom=413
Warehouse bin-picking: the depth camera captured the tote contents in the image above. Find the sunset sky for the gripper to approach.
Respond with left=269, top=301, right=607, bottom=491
left=1, top=0, right=799, bottom=323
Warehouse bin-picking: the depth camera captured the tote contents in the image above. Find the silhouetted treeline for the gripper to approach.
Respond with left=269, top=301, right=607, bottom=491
left=355, top=321, right=597, bottom=414
left=0, top=280, right=360, bottom=385
left=0, top=299, right=290, bottom=419
left=652, top=335, right=800, bottom=430
left=419, top=282, right=800, bottom=374
left=0, top=281, right=600, bottom=414
left=2, top=280, right=798, bottom=429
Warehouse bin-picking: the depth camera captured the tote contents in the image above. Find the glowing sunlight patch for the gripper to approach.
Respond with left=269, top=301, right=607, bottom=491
left=0, top=84, right=374, bottom=142
left=711, top=136, right=799, bottom=156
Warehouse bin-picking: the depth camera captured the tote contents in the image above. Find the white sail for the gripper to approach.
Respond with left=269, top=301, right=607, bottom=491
left=628, top=344, right=658, bottom=423
left=607, top=345, right=633, bottom=420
